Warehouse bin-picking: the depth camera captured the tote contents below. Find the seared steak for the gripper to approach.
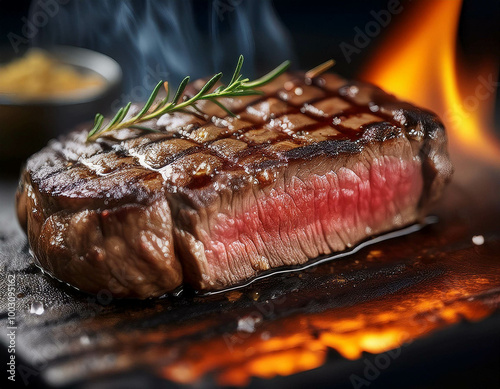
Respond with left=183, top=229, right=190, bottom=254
left=16, top=72, right=453, bottom=298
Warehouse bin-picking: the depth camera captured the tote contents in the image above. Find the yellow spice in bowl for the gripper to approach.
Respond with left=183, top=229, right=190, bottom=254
left=0, top=49, right=105, bottom=100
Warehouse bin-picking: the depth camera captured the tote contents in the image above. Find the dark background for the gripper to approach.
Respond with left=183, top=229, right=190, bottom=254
left=1, top=0, right=499, bottom=72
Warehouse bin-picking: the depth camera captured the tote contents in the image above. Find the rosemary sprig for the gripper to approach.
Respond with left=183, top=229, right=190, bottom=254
left=87, top=55, right=290, bottom=141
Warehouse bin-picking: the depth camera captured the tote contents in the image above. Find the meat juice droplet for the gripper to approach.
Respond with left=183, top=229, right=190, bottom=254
left=30, top=301, right=44, bottom=315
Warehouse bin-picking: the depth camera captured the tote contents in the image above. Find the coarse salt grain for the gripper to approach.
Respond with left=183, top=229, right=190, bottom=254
left=472, top=235, right=484, bottom=246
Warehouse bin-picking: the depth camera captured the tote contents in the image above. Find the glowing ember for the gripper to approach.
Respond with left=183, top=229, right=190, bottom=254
left=161, top=271, right=499, bottom=386
left=362, top=0, right=500, bottom=163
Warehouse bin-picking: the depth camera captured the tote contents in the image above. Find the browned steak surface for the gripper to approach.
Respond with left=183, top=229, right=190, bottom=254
left=16, top=73, right=453, bottom=298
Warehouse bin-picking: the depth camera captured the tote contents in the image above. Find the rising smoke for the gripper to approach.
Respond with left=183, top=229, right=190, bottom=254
left=30, top=0, right=295, bottom=101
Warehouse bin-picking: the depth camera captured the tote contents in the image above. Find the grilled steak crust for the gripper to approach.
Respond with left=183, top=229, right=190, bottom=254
left=16, top=72, right=452, bottom=298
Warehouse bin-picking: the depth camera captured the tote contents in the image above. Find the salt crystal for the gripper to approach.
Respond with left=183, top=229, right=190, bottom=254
left=30, top=301, right=44, bottom=315
left=472, top=235, right=484, bottom=246
left=237, top=315, right=261, bottom=333
left=80, top=335, right=90, bottom=345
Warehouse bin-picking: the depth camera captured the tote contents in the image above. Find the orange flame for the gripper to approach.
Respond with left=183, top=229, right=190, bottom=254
left=362, top=0, right=500, bottom=164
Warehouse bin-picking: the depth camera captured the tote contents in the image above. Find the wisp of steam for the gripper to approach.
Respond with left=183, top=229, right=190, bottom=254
left=30, top=0, right=295, bottom=103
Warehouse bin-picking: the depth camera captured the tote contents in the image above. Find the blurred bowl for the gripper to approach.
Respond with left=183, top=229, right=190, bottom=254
left=0, top=46, right=122, bottom=166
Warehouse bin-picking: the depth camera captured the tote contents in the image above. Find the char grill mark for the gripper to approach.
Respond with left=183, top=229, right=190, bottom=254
left=17, top=72, right=453, bottom=298
left=119, top=74, right=392, bottom=181
left=64, top=75, right=394, bottom=187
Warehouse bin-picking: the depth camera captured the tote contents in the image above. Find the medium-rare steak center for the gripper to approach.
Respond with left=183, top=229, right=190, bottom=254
left=16, top=72, right=453, bottom=298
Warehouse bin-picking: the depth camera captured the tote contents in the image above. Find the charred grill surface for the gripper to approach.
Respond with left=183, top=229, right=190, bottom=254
left=16, top=73, right=453, bottom=298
